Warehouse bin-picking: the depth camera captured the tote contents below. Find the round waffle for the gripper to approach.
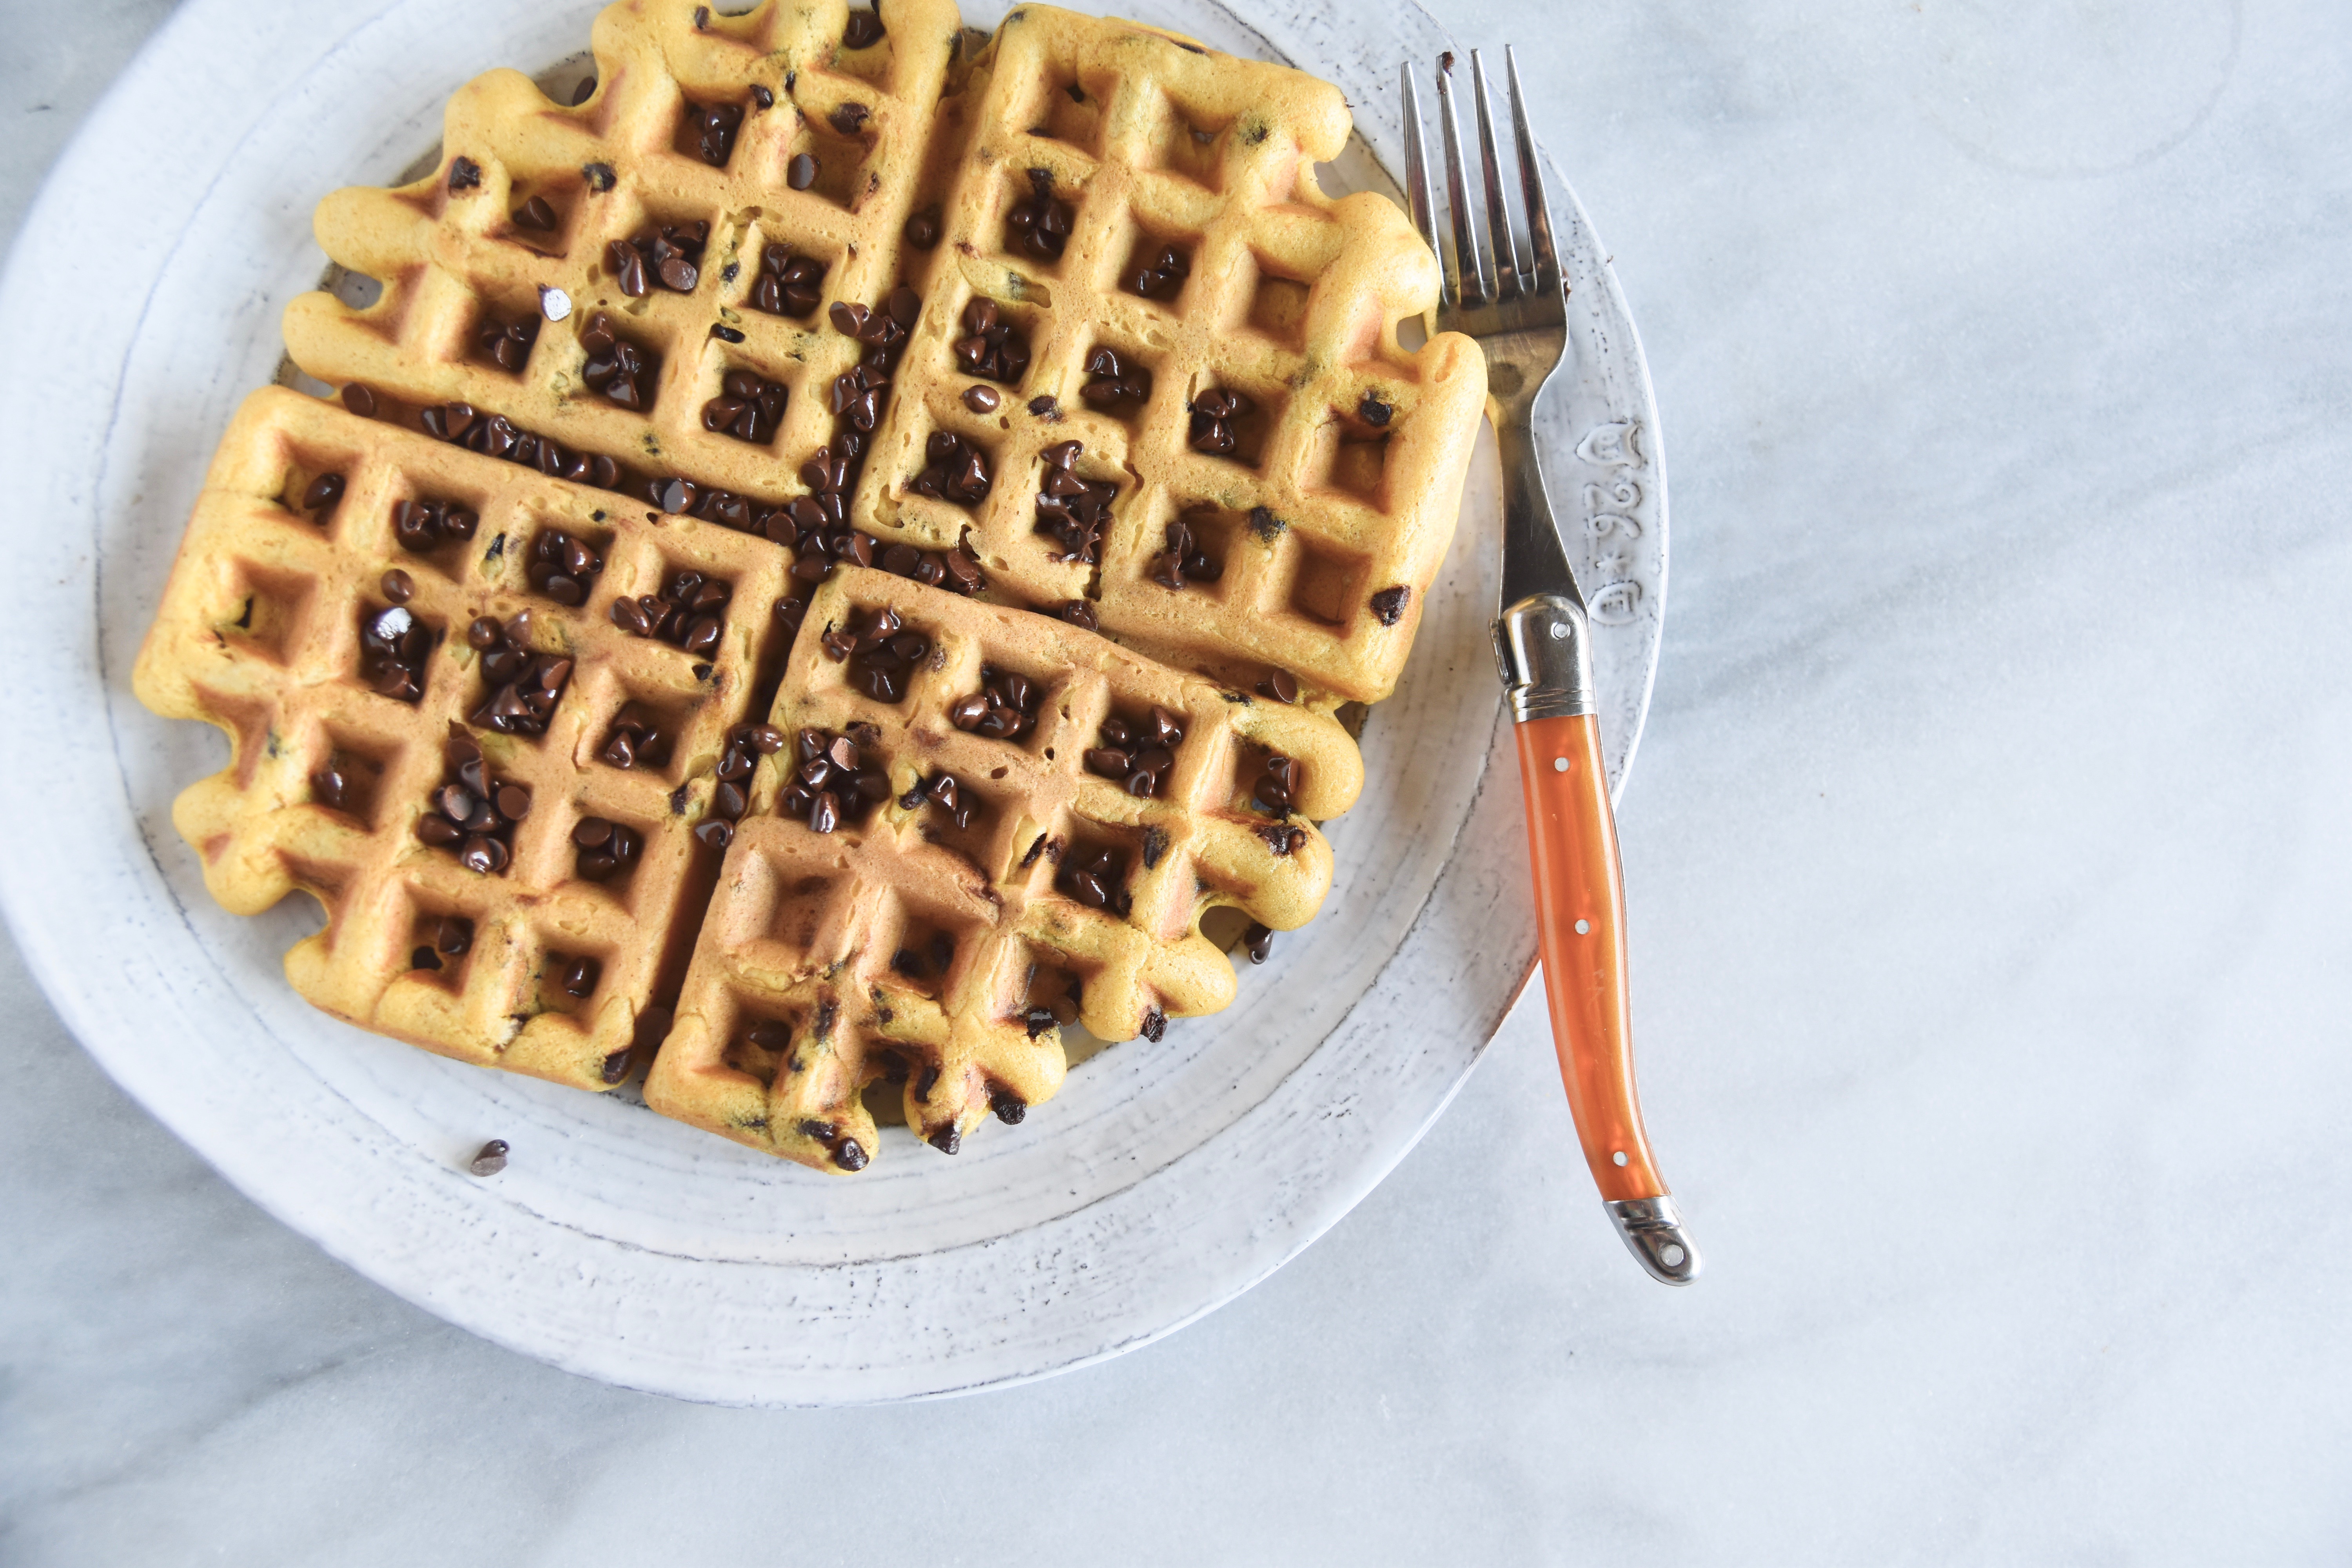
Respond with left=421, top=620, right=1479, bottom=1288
left=135, top=0, right=1485, bottom=1163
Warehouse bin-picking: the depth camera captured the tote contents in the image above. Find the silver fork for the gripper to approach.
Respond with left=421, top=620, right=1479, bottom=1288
left=1401, top=49, right=1698, bottom=1285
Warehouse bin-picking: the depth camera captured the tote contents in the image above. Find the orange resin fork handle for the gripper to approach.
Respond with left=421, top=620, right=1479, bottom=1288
left=1513, top=711, right=1699, bottom=1283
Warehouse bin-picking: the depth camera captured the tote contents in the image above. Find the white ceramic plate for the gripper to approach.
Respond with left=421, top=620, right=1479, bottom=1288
left=0, top=0, right=1666, bottom=1402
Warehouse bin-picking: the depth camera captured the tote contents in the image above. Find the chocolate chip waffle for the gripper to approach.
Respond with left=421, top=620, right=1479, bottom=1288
left=849, top=4, right=1488, bottom=706
left=132, top=386, right=794, bottom=1089
left=136, top=0, right=1484, bottom=1158
left=283, top=0, right=975, bottom=515
left=643, top=567, right=1359, bottom=1169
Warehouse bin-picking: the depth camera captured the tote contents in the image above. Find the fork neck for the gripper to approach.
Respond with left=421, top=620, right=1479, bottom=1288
left=1494, top=389, right=1581, bottom=616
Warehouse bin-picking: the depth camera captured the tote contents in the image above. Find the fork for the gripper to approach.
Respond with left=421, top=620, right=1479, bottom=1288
left=1401, top=49, right=1698, bottom=1285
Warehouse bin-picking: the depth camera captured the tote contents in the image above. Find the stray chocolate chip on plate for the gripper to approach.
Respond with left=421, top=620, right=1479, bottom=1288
left=468, top=1139, right=509, bottom=1176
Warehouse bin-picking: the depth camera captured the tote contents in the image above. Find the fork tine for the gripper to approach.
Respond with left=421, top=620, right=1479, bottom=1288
left=1434, top=54, right=1488, bottom=309
left=1468, top=50, right=1519, bottom=301
left=1398, top=63, right=1445, bottom=298
left=1505, top=46, right=1561, bottom=296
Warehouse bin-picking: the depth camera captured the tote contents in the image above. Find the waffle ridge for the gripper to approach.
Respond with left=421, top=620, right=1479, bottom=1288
left=136, top=0, right=1485, bottom=1163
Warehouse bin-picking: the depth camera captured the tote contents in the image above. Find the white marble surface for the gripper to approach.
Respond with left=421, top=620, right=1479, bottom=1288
left=7, top=0, right=2349, bottom=1559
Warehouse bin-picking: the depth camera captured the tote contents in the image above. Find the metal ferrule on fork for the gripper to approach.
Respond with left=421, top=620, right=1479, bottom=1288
left=1492, top=593, right=1596, bottom=724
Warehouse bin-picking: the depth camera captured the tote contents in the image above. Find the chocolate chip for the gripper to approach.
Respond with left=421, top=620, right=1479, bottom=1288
left=787, top=152, right=818, bottom=190
left=601, top=1049, right=633, bottom=1083
left=1257, top=669, right=1299, bottom=703
left=1126, top=242, right=1190, bottom=300
left=688, top=101, right=744, bottom=165
left=525, top=526, right=605, bottom=603
left=1259, top=822, right=1309, bottom=856
left=1147, top=515, right=1221, bottom=592
left=842, top=7, right=884, bottom=47
left=927, top=1124, right=962, bottom=1154
left=951, top=295, right=1031, bottom=385
left=703, top=367, right=788, bottom=444
left=561, top=956, right=601, bottom=997
left=1358, top=393, right=1392, bottom=426
left=358, top=603, right=430, bottom=705
left=468, top=1139, right=508, bottom=1176
left=572, top=75, right=598, bottom=106
left=907, top=429, right=993, bottom=507
left=465, top=615, right=572, bottom=739
left=1056, top=599, right=1098, bottom=631
left=578, top=310, right=657, bottom=411
left=951, top=664, right=1043, bottom=742
left=833, top=1137, right=869, bottom=1171
left=1003, top=173, right=1076, bottom=262
left=904, top=205, right=940, bottom=249
left=1031, top=441, right=1118, bottom=564
left=1080, top=344, right=1152, bottom=413
left=1369, top=585, right=1410, bottom=625
left=583, top=161, right=615, bottom=192
left=1243, top=923, right=1274, bottom=964
left=1189, top=387, right=1255, bottom=459
left=830, top=102, right=871, bottom=136
left=750, top=242, right=828, bottom=318
left=1250, top=752, right=1301, bottom=813
left=341, top=383, right=377, bottom=418
left=1027, top=395, right=1060, bottom=418
left=513, top=194, right=558, bottom=231
left=1141, top=1007, right=1166, bottom=1042
left=447, top=156, right=482, bottom=192
left=299, top=473, right=345, bottom=514
left=693, top=818, right=733, bottom=850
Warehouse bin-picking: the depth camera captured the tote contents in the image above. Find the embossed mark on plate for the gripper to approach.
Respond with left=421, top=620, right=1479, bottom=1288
left=1574, top=423, right=1648, bottom=625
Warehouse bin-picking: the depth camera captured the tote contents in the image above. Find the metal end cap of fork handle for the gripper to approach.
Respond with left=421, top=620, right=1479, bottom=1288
left=1606, top=1196, right=1700, bottom=1285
